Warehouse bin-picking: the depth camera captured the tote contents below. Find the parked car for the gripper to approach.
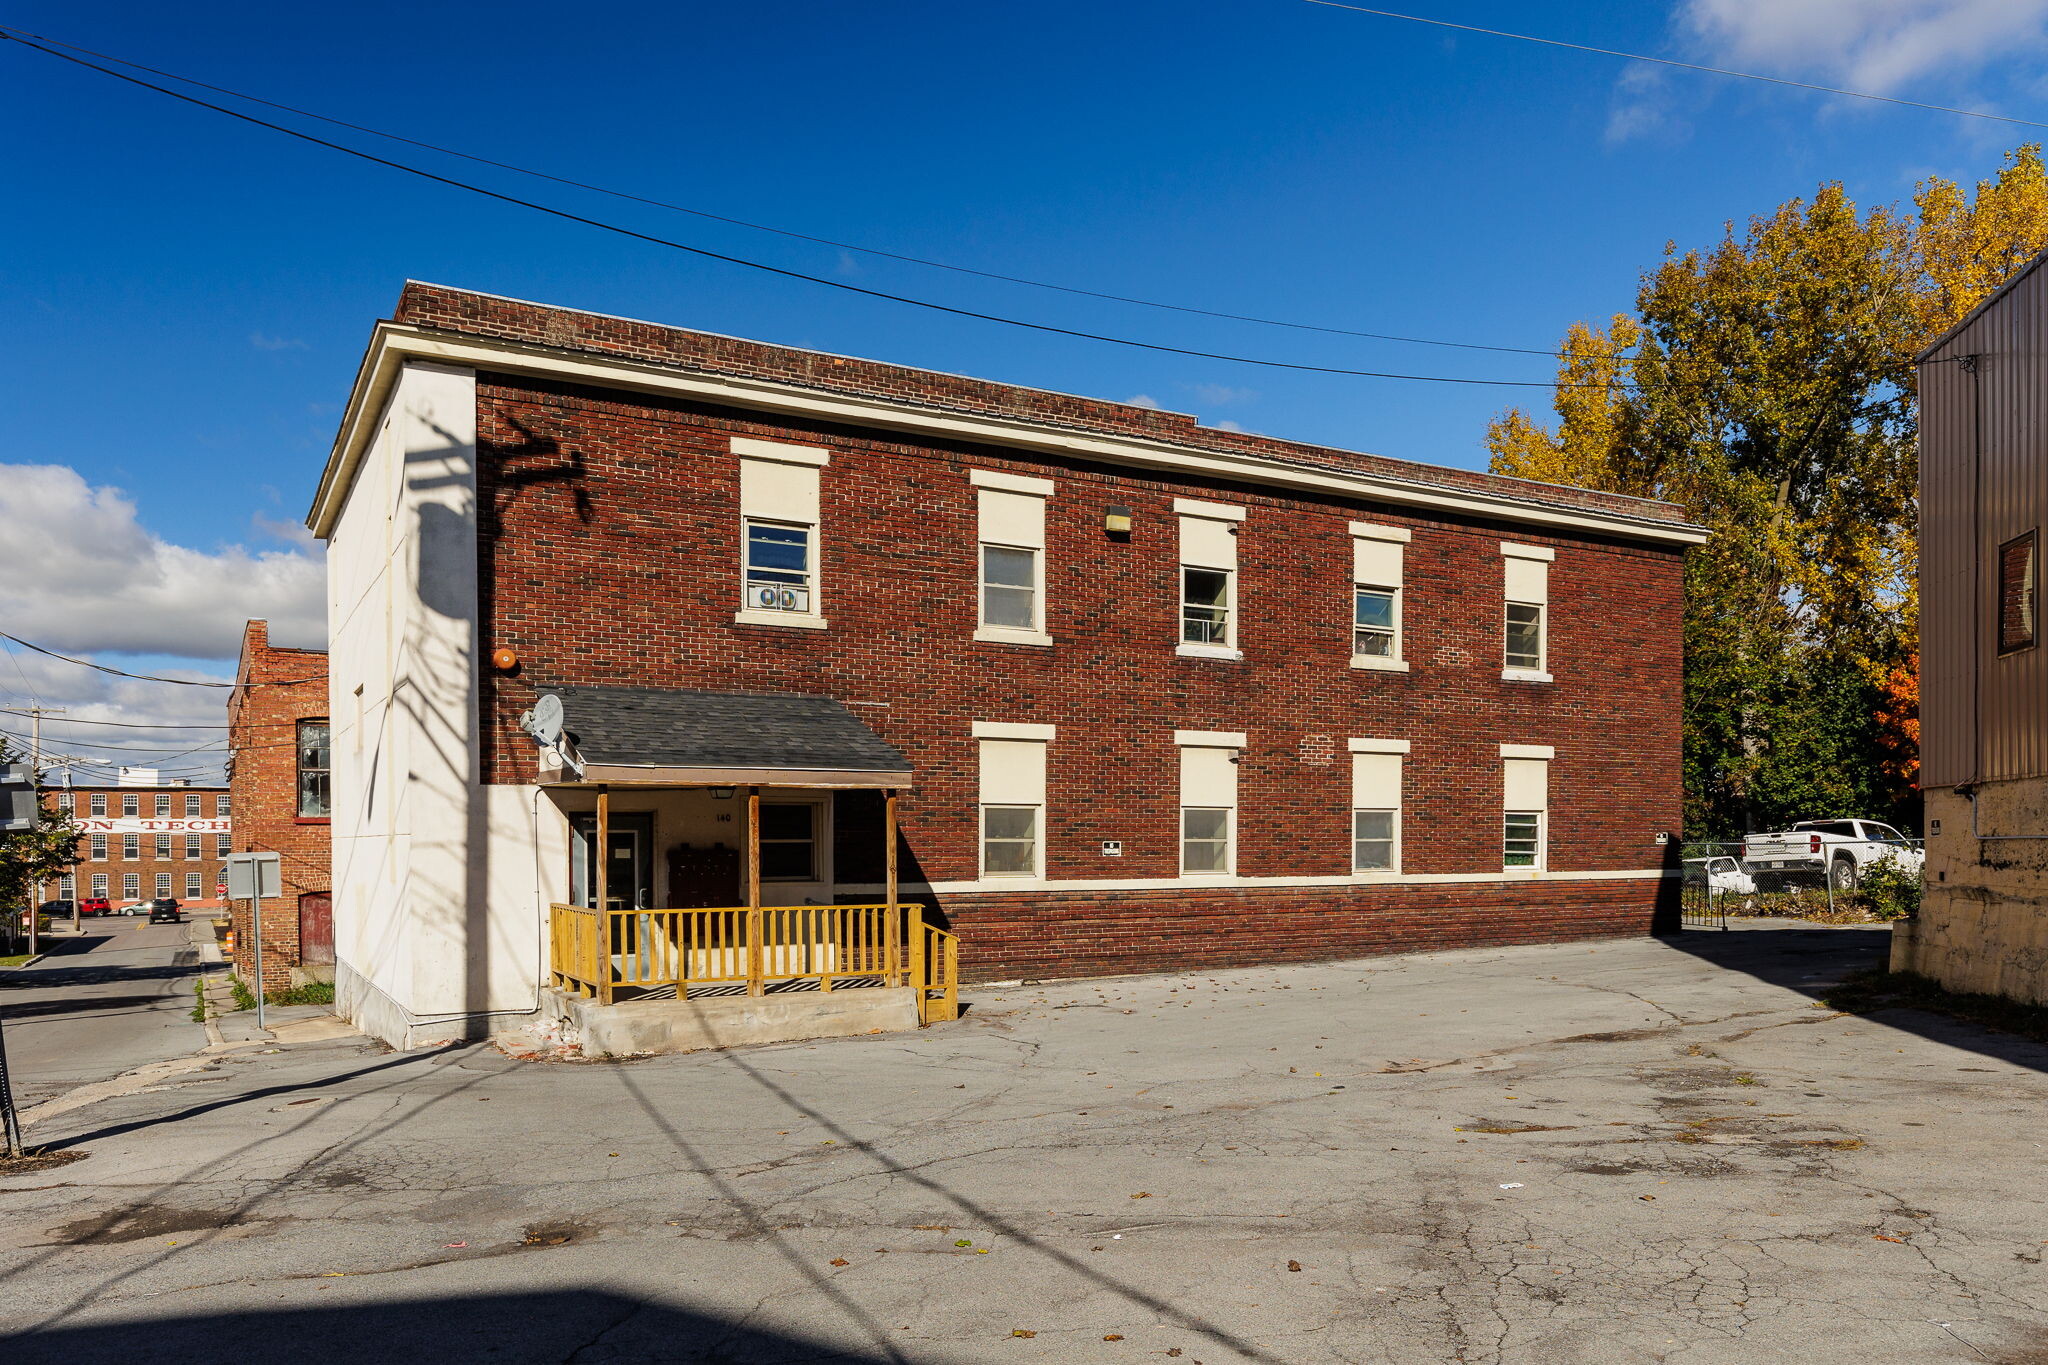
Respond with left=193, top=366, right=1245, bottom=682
left=1683, top=855, right=1756, bottom=897
left=38, top=899, right=74, bottom=919
left=147, top=898, right=184, bottom=924
left=1741, top=819, right=1923, bottom=891
left=78, top=897, right=111, bottom=917
left=115, top=899, right=153, bottom=916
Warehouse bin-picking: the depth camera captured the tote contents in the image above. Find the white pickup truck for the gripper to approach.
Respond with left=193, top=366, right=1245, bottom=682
left=1741, top=819, right=1922, bottom=891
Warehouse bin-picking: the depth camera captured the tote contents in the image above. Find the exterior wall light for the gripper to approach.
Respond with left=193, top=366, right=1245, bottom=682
left=1104, top=505, right=1133, bottom=536
left=710, top=787, right=735, bottom=800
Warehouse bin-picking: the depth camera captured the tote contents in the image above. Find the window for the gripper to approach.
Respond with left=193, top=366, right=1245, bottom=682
left=1502, top=745, right=1552, bottom=870
left=976, top=722, right=1052, bottom=878
left=973, top=470, right=1053, bottom=645
left=216, top=834, right=232, bottom=858
left=1350, top=523, right=1409, bottom=669
left=1177, top=500, right=1243, bottom=657
left=59, top=874, right=75, bottom=898
left=2001, top=531, right=2037, bottom=653
left=122, top=834, right=139, bottom=861
left=735, top=439, right=828, bottom=627
left=742, top=520, right=814, bottom=614
left=185, top=834, right=201, bottom=861
left=185, top=873, right=202, bottom=899
left=122, top=794, right=138, bottom=817
left=186, top=794, right=201, bottom=818
left=155, top=834, right=172, bottom=860
left=90, top=833, right=106, bottom=860
left=217, top=794, right=231, bottom=816
left=90, top=793, right=106, bottom=816
left=1350, top=739, right=1407, bottom=873
left=297, top=721, right=331, bottom=817
left=155, top=794, right=171, bottom=817
left=757, top=803, right=818, bottom=881
left=155, top=873, right=172, bottom=897
left=1501, top=543, right=1553, bottom=679
left=91, top=873, right=108, bottom=898
left=55, top=792, right=71, bottom=815
left=1177, top=731, right=1243, bottom=875
left=122, top=873, right=140, bottom=900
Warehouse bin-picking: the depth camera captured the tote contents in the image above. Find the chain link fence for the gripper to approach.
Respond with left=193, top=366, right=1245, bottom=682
left=1680, top=838, right=1924, bottom=929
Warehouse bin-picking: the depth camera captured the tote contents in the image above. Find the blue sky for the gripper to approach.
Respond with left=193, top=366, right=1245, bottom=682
left=4, top=0, right=2047, bottom=777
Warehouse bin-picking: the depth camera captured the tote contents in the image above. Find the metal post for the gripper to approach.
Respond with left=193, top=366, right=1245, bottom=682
left=252, top=879, right=266, bottom=1032
left=884, top=790, right=900, bottom=986
left=907, top=901, right=927, bottom=1023
left=595, top=786, right=611, bottom=1006
left=0, top=1003, right=21, bottom=1158
left=746, top=787, right=763, bottom=997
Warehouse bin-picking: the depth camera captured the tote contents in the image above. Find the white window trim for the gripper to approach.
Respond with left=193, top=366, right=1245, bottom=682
left=973, top=720, right=1058, bottom=741
left=1352, top=808, right=1401, bottom=875
left=1176, top=729, right=1248, bottom=747
left=1178, top=564, right=1239, bottom=656
left=1174, top=497, right=1246, bottom=521
left=732, top=436, right=830, bottom=466
left=975, top=541, right=1051, bottom=647
left=1499, top=743, right=1555, bottom=759
left=1350, top=522, right=1411, bottom=671
left=1177, top=731, right=1243, bottom=879
left=1504, top=809, right=1547, bottom=873
left=970, top=468, right=1055, bottom=496
left=976, top=721, right=1051, bottom=879
left=1502, top=542, right=1551, bottom=681
left=979, top=803, right=1044, bottom=879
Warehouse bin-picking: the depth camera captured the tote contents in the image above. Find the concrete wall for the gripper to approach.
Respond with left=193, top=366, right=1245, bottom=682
left=1895, top=784, right=2048, bottom=1005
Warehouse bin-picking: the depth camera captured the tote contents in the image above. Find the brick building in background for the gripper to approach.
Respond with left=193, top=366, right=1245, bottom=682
left=307, top=283, right=1704, bottom=1047
left=40, top=779, right=231, bottom=907
left=226, top=619, right=332, bottom=994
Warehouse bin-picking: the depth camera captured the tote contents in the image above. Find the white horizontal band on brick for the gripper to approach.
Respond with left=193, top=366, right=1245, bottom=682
left=969, top=468, right=1055, bottom=496
left=1173, top=497, right=1247, bottom=522
left=1500, top=541, right=1555, bottom=562
left=731, top=436, right=830, bottom=466
left=1175, top=729, right=1247, bottom=748
left=1500, top=743, right=1555, bottom=759
left=971, top=720, right=1057, bottom=741
left=1349, top=521, right=1412, bottom=543
left=840, top=868, right=1677, bottom=894
left=1348, top=737, right=1412, bottom=754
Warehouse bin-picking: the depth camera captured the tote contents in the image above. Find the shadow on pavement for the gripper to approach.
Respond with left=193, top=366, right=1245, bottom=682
left=0, top=994, right=174, bottom=1021
left=1, top=963, right=206, bottom=990
left=4, top=1290, right=892, bottom=1364
left=1660, top=922, right=2048, bottom=1073
left=21, top=936, right=112, bottom=958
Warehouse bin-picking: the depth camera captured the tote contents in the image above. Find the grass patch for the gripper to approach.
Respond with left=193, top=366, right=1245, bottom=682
left=267, top=980, right=334, bottom=1007
left=0, top=953, right=32, bottom=968
left=1822, top=969, right=2048, bottom=1046
left=189, top=977, right=209, bottom=1024
left=227, top=974, right=258, bottom=1013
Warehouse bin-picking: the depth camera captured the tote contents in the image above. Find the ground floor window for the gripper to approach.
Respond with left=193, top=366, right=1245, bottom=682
left=91, top=873, right=107, bottom=898
left=1504, top=812, right=1543, bottom=868
left=59, top=875, right=74, bottom=898
left=155, top=873, right=172, bottom=897
left=216, top=834, right=231, bottom=859
left=122, top=873, right=140, bottom=900
left=980, top=804, right=1040, bottom=876
left=759, top=803, right=818, bottom=881
left=1353, top=810, right=1397, bottom=870
left=1181, top=807, right=1233, bottom=873
left=186, top=873, right=202, bottom=899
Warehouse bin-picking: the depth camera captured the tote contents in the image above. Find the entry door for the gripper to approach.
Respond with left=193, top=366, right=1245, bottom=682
left=299, top=893, right=335, bottom=965
left=573, top=814, right=655, bottom=910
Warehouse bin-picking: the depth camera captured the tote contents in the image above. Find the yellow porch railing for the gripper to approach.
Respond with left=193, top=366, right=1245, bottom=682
left=548, top=901, right=958, bottom=1024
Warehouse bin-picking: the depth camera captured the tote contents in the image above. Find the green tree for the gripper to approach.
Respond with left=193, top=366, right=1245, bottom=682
left=0, top=739, right=80, bottom=913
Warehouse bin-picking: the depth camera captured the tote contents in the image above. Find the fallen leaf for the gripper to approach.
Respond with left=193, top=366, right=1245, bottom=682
left=1012, top=1329, right=1036, bottom=1338
left=608, top=1153, right=618, bottom=1157
left=1130, top=1191, right=1152, bottom=1199
left=444, top=1241, right=468, bottom=1248
left=1287, top=1260, right=1303, bottom=1272
left=1638, top=1195, right=1656, bottom=1202
left=1103, top=1333, right=1124, bottom=1341
left=977, top=1247, right=992, bottom=1254
left=1874, top=1234, right=1905, bottom=1244
left=830, top=1257, right=850, bottom=1266
left=955, top=1239, right=973, bottom=1247
left=1167, top=1351, right=1183, bottom=1358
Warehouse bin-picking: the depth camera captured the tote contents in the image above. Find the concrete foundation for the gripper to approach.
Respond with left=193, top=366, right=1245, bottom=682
left=1895, top=784, right=2048, bottom=1006
left=543, top=986, right=920, bottom=1057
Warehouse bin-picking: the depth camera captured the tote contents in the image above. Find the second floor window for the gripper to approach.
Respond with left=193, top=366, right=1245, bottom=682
left=185, top=834, right=201, bottom=860
left=1181, top=568, right=1233, bottom=647
left=217, top=794, right=231, bottom=816
left=1505, top=603, right=1545, bottom=671
left=156, top=834, right=172, bottom=860
left=1354, top=587, right=1398, bottom=659
left=980, top=545, right=1040, bottom=632
left=90, top=833, right=107, bottom=860
left=122, top=794, right=138, bottom=817
left=298, top=721, right=331, bottom=818
left=155, top=794, right=171, bottom=817
left=90, top=793, right=106, bottom=816
left=186, top=794, right=201, bottom=817
left=216, top=834, right=232, bottom=858
left=742, top=520, right=813, bottom=615
left=122, top=834, right=139, bottom=861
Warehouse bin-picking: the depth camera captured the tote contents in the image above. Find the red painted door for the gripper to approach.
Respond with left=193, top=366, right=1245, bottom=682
left=298, top=892, right=334, bottom=965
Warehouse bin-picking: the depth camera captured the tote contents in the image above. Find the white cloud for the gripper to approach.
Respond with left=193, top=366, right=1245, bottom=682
left=1212, top=419, right=1255, bottom=433
left=0, top=644, right=236, bottom=785
left=1188, top=383, right=1259, bottom=406
left=1678, top=0, right=2048, bottom=94
left=0, top=464, right=324, bottom=662
left=1120, top=393, right=1163, bottom=409
left=249, top=332, right=308, bottom=351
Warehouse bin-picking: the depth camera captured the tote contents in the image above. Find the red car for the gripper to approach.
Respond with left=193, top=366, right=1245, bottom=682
left=79, top=897, right=111, bottom=917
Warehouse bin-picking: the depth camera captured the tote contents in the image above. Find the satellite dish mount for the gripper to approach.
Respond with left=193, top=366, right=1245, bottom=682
left=518, top=694, right=583, bottom=778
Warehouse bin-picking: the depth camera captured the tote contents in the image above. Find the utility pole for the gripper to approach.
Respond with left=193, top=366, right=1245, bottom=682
left=17, top=707, right=63, bottom=919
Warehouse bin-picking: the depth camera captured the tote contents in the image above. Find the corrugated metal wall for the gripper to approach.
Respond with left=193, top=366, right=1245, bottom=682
left=1921, top=257, right=2048, bottom=788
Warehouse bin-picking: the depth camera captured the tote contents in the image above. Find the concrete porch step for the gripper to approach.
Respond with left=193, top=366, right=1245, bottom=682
left=543, top=984, right=919, bottom=1057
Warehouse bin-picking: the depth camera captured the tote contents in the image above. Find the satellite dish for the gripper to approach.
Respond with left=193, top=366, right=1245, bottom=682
left=522, top=694, right=565, bottom=747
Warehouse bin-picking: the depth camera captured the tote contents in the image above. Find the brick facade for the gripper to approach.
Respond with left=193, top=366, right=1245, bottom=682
left=226, top=620, right=331, bottom=993
left=40, top=783, right=231, bottom=908
left=399, top=286, right=1691, bottom=984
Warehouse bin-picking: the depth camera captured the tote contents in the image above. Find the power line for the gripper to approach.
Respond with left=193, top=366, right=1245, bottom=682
left=0, top=633, right=320, bottom=688
left=1297, top=1, right=2048, bottom=131
left=0, top=707, right=299, bottom=731
left=0, top=30, right=1617, bottom=391
left=0, top=21, right=1569, bottom=361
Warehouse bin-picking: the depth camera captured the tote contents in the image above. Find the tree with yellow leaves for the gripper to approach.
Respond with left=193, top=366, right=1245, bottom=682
left=1489, top=146, right=2048, bottom=836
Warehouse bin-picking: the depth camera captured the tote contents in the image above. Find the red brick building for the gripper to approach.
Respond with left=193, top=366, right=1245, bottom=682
left=308, top=284, right=1703, bottom=1046
left=41, top=782, right=231, bottom=908
left=225, top=619, right=331, bottom=993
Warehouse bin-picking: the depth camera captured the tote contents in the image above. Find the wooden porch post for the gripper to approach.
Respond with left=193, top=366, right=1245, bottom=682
left=746, top=786, right=764, bottom=997
left=594, top=785, right=612, bottom=1005
left=884, top=790, right=901, bottom=986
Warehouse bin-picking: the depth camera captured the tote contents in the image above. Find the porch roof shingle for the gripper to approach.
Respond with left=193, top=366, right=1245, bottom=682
left=552, top=685, right=912, bottom=787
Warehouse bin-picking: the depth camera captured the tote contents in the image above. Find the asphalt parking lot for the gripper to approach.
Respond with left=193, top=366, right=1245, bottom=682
left=2, top=921, right=2044, bottom=1363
